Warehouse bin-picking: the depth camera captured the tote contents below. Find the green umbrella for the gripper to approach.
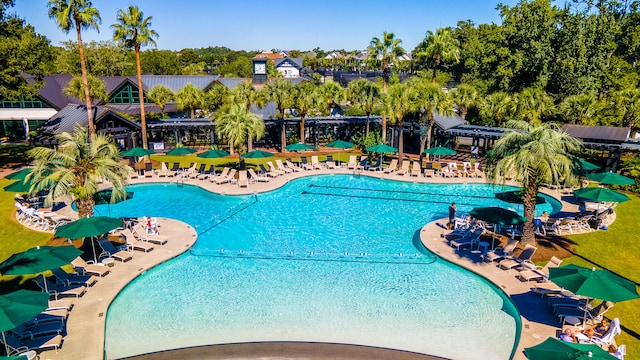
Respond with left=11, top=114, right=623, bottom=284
left=285, top=143, right=314, bottom=151
left=121, top=147, right=155, bottom=157
left=166, top=147, right=196, bottom=156
left=0, top=245, right=83, bottom=276
left=586, top=172, right=635, bottom=186
left=524, top=337, right=616, bottom=360
left=325, top=140, right=354, bottom=149
left=242, top=149, right=274, bottom=158
left=366, top=143, right=398, bottom=153
left=577, top=158, right=600, bottom=172
left=3, top=168, right=52, bottom=193
left=574, top=187, right=631, bottom=203
left=196, top=149, right=229, bottom=158
left=93, top=190, right=134, bottom=205
left=4, top=168, right=33, bottom=181
left=495, top=190, right=546, bottom=205
left=0, top=289, right=49, bottom=355
left=423, top=146, right=457, bottom=156
left=55, top=216, right=122, bottom=239
left=468, top=206, right=527, bottom=226
left=549, top=264, right=639, bottom=303
left=3, top=179, right=33, bottom=193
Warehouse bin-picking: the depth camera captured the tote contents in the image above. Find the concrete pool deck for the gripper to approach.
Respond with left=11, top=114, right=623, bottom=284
left=37, top=166, right=576, bottom=360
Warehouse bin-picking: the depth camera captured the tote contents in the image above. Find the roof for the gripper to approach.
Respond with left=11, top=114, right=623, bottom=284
left=139, top=75, right=220, bottom=92
left=39, top=104, right=141, bottom=135
left=274, top=58, right=303, bottom=69
left=216, top=78, right=249, bottom=90
left=147, top=118, right=214, bottom=128
left=253, top=51, right=285, bottom=60
left=562, top=124, right=630, bottom=143
left=433, top=112, right=466, bottom=130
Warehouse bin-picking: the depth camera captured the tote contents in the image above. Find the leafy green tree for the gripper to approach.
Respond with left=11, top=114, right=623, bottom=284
left=205, top=85, right=230, bottom=115
left=489, top=120, right=582, bottom=245
left=227, top=81, right=263, bottom=151
left=479, top=92, right=515, bottom=126
left=53, top=40, right=131, bottom=76
left=112, top=5, right=159, bottom=150
left=450, top=83, right=478, bottom=120
left=27, top=125, right=131, bottom=218
left=347, top=79, right=382, bottom=135
left=318, top=82, right=344, bottom=116
left=263, top=79, right=293, bottom=151
left=291, top=82, right=319, bottom=143
left=140, top=49, right=180, bottom=74
left=176, top=83, right=205, bottom=118
left=215, top=104, right=265, bottom=155
left=558, top=93, right=603, bottom=125
left=64, top=74, right=108, bottom=103
left=514, top=87, right=555, bottom=125
left=182, top=62, right=206, bottom=75
left=411, top=78, right=454, bottom=153
left=147, top=85, right=173, bottom=115
left=610, top=88, right=640, bottom=130
left=416, top=28, right=460, bottom=83
left=383, top=82, right=416, bottom=163
left=48, top=0, right=101, bottom=138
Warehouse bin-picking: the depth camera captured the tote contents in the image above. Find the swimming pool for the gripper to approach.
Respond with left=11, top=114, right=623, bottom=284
left=101, top=175, right=560, bottom=360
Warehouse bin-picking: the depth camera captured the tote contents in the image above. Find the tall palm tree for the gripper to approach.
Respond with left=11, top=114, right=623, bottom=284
left=515, top=87, right=554, bottom=125
left=291, top=82, right=319, bottom=143
left=347, top=79, right=381, bottom=136
left=263, top=79, right=293, bottom=151
left=368, top=31, right=404, bottom=142
left=610, top=88, right=640, bottom=129
left=27, top=125, right=131, bottom=218
left=215, top=104, right=265, bottom=155
left=147, top=85, right=174, bottom=115
left=417, top=28, right=460, bottom=83
left=64, top=74, right=109, bottom=104
left=112, top=5, right=158, bottom=150
left=489, top=120, right=582, bottom=245
left=451, top=83, right=478, bottom=120
left=384, top=82, right=416, bottom=165
left=412, top=78, right=453, bottom=153
left=479, top=92, right=515, bottom=126
left=176, top=83, right=205, bottom=118
left=228, top=81, right=262, bottom=151
left=318, top=82, right=344, bottom=116
left=48, top=0, right=101, bottom=139
left=558, top=93, right=602, bottom=125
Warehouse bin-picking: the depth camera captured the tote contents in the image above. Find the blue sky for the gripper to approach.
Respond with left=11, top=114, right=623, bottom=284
left=11, top=0, right=518, bottom=51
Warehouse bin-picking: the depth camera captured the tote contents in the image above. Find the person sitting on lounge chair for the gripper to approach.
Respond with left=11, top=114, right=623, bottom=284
left=584, top=318, right=609, bottom=338
left=560, top=328, right=577, bottom=343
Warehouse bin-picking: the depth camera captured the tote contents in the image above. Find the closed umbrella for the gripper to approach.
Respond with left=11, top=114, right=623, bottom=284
left=549, top=264, right=639, bottom=303
left=586, top=172, right=635, bottom=186
left=366, top=143, right=398, bottom=153
left=196, top=149, right=229, bottom=159
left=285, top=143, right=314, bottom=151
left=166, top=147, right=196, bottom=156
left=0, top=290, right=49, bottom=355
left=55, top=217, right=123, bottom=263
left=524, top=337, right=616, bottom=360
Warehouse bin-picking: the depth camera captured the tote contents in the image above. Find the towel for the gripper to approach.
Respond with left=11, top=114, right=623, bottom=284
left=593, top=318, right=621, bottom=345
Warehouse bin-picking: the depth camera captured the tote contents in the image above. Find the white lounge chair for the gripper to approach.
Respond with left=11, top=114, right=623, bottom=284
left=248, top=168, right=269, bottom=183
left=498, top=244, right=538, bottom=270
left=285, top=160, right=302, bottom=172
left=210, top=167, right=230, bottom=183
left=518, top=256, right=563, bottom=282
left=97, top=237, right=134, bottom=262
left=481, top=238, right=519, bottom=263
left=396, top=160, right=410, bottom=176
left=275, top=159, right=292, bottom=173
left=383, top=159, right=398, bottom=174
left=237, top=170, right=249, bottom=188
left=346, top=155, right=357, bottom=170
left=132, top=223, right=168, bottom=245
left=71, top=256, right=110, bottom=277
left=214, top=169, right=236, bottom=184
left=311, top=156, right=322, bottom=170
left=267, top=161, right=285, bottom=175
left=410, top=161, right=421, bottom=177
left=120, top=228, right=155, bottom=253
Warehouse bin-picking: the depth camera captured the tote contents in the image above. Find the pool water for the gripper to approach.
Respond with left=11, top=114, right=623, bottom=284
left=102, top=176, right=559, bottom=360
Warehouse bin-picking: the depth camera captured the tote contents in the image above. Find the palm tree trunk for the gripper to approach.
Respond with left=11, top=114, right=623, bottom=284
left=365, top=113, right=371, bottom=136
left=280, top=110, right=287, bottom=152
left=229, top=142, right=235, bottom=155
left=521, top=184, right=539, bottom=246
left=397, top=123, right=404, bottom=166
left=247, top=133, right=253, bottom=152
left=300, top=115, right=306, bottom=142
left=190, top=107, right=195, bottom=119
left=382, top=66, right=388, bottom=143
left=431, top=55, right=440, bottom=83
left=76, top=197, right=95, bottom=218
left=135, top=47, right=149, bottom=149
left=76, top=23, right=95, bottom=139
left=425, top=117, right=434, bottom=151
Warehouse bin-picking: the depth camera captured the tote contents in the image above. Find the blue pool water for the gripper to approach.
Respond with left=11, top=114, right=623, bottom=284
left=102, top=176, right=560, bottom=360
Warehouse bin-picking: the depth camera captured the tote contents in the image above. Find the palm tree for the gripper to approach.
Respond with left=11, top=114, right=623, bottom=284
left=384, top=83, right=416, bottom=164
left=64, top=74, right=109, bottom=104
left=514, top=88, right=554, bottom=125
left=263, top=79, right=293, bottom=151
left=48, top=0, right=101, bottom=139
left=489, top=120, right=582, bottom=245
left=176, top=83, right=204, bottom=118
left=147, top=85, right=174, bottom=115
left=479, top=92, right=515, bottom=126
left=215, top=104, right=265, bottom=155
left=112, top=5, right=158, bottom=150
left=558, top=93, right=602, bottom=125
left=368, top=31, right=404, bottom=142
left=412, top=78, right=453, bottom=153
left=347, top=79, right=381, bottom=136
left=417, top=28, right=460, bottom=83
left=228, top=81, right=263, bottom=151
left=451, top=83, right=478, bottom=120
left=27, top=125, right=131, bottom=218
left=318, top=82, right=344, bottom=116
left=610, top=88, right=640, bottom=129
left=291, top=82, right=319, bottom=143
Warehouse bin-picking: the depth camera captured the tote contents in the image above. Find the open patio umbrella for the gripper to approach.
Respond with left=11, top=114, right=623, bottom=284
left=242, top=149, right=274, bottom=158
left=121, top=147, right=155, bottom=157
left=586, top=171, right=635, bottom=186
left=196, top=149, right=229, bottom=159
left=468, top=206, right=527, bottom=226
left=524, top=337, right=616, bottom=360
left=423, top=146, right=457, bottom=157
left=577, top=158, right=600, bottom=172
left=0, top=289, right=49, bottom=355
left=325, top=140, right=354, bottom=166
left=55, top=216, right=123, bottom=263
left=549, top=264, right=640, bottom=303
left=285, top=143, right=314, bottom=151
left=166, top=147, right=196, bottom=156
left=495, top=190, right=546, bottom=205
left=4, top=168, right=33, bottom=181
left=574, top=187, right=631, bottom=203
left=366, top=143, right=398, bottom=153
left=3, top=179, right=33, bottom=193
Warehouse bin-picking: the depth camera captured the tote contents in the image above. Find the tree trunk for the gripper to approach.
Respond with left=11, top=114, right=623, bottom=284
left=76, top=23, right=95, bottom=139
left=431, top=54, right=440, bottom=83
left=229, top=142, right=235, bottom=155
left=247, top=133, right=253, bottom=152
left=382, top=66, right=388, bottom=143
left=135, top=47, right=149, bottom=149
left=397, top=123, right=404, bottom=166
left=190, top=107, right=195, bottom=119
left=76, top=197, right=95, bottom=218
left=280, top=110, right=287, bottom=152
left=365, top=113, right=371, bottom=136
left=425, top=117, right=434, bottom=151
left=521, top=183, right=540, bottom=246
left=300, top=115, right=306, bottom=143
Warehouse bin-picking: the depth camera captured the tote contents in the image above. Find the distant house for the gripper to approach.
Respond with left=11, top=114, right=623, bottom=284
left=324, top=51, right=344, bottom=60
left=253, top=51, right=285, bottom=61
left=274, top=58, right=304, bottom=78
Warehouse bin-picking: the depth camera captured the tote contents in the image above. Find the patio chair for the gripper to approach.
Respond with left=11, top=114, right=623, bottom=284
left=213, top=169, right=236, bottom=185
left=248, top=168, right=269, bottom=183
left=23, top=308, right=68, bottom=326
left=10, top=322, right=63, bottom=341
left=276, top=159, right=293, bottom=173
left=481, top=238, right=519, bottom=263
left=1, top=332, right=63, bottom=355
left=259, top=164, right=279, bottom=177
left=96, top=237, right=133, bottom=262
left=33, top=276, right=86, bottom=300
left=410, top=161, right=421, bottom=177
left=448, top=162, right=461, bottom=177
left=556, top=301, right=614, bottom=326
left=517, top=256, right=563, bottom=282
left=383, top=159, right=398, bottom=174
left=47, top=298, right=74, bottom=311
left=498, top=244, right=538, bottom=270
left=449, top=228, right=483, bottom=250
left=210, top=167, right=230, bottom=182
left=474, top=162, right=484, bottom=178
left=157, top=162, right=169, bottom=177
left=311, top=156, right=323, bottom=170
left=592, top=318, right=621, bottom=345
left=132, top=223, right=168, bottom=245
left=144, top=162, right=154, bottom=178
left=396, top=160, right=410, bottom=176
left=166, top=162, right=180, bottom=177
left=267, top=161, right=285, bottom=175
left=463, top=162, right=476, bottom=177
left=51, top=267, right=98, bottom=287
left=71, top=256, right=110, bottom=277
left=181, top=163, right=197, bottom=178
left=365, top=157, right=383, bottom=171
left=197, top=164, right=216, bottom=180
left=325, top=155, right=338, bottom=169
left=237, top=170, right=249, bottom=188
left=300, top=157, right=314, bottom=170
left=285, top=160, right=302, bottom=172
left=346, top=155, right=357, bottom=170
left=119, top=228, right=155, bottom=253
left=188, top=164, right=207, bottom=179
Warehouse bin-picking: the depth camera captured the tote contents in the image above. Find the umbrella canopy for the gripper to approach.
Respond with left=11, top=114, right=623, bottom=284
left=93, top=190, right=133, bottom=205
left=524, top=337, right=616, bottom=360
left=586, top=172, right=635, bottom=186
left=549, top=264, right=640, bottom=303
left=242, top=149, right=274, bottom=158
left=4, top=168, right=33, bottom=181
left=574, top=187, right=631, bottom=203
left=196, top=149, right=229, bottom=159
left=55, top=216, right=122, bottom=239
left=325, top=140, right=354, bottom=149
left=577, top=158, right=600, bottom=172
left=285, top=143, right=314, bottom=151
left=0, top=290, right=49, bottom=332
left=166, top=147, right=196, bottom=156
left=366, top=143, right=398, bottom=153
left=423, top=146, right=457, bottom=156
left=121, top=147, right=155, bottom=157
left=3, top=179, right=33, bottom=193
left=0, top=245, right=82, bottom=276
left=468, top=206, right=527, bottom=226
left=495, top=190, right=546, bottom=205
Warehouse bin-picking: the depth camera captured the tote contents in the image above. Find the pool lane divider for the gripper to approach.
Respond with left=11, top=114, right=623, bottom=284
left=308, top=183, right=503, bottom=200
left=198, top=194, right=258, bottom=236
left=302, top=190, right=481, bottom=206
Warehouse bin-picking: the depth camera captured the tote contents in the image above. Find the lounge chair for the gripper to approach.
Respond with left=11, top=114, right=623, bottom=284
left=383, top=159, right=398, bottom=174
left=448, top=162, right=461, bottom=177
left=23, top=308, right=68, bottom=326
left=463, top=162, right=476, bottom=177
left=258, top=164, right=277, bottom=177
left=210, top=167, right=230, bottom=182
left=365, top=157, right=383, bottom=171
left=96, top=237, right=133, bottom=262
left=410, top=161, right=421, bottom=177
left=47, top=298, right=74, bottom=311
left=213, top=169, right=236, bottom=184
left=119, top=228, right=155, bottom=252
left=181, top=163, right=197, bottom=178
left=275, top=159, right=292, bottom=173
left=237, top=170, right=249, bottom=188
left=197, top=164, right=216, bottom=180
left=10, top=322, right=63, bottom=340
left=166, top=162, right=180, bottom=177
left=423, top=162, right=435, bottom=177
left=143, top=162, right=154, bottom=178
left=71, top=256, right=110, bottom=277
left=157, top=162, right=169, bottom=177
left=132, top=223, right=168, bottom=245
left=325, top=155, right=338, bottom=169
left=1, top=332, right=63, bottom=355
left=300, top=157, right=313, bottom=170
left=356, top=156, right=368, bottom=170
left=346, top=155, right=357, bottom=170
left=285, top=160, right=302, bottom=172
left=267, top=161, right=285, bottom=175
left=481, top=238, right=519, bottom=263
left=556, top=301, right=614, bottom=326
left=248, top=168, right=269, bottom=183
left=33, top=276, right=86, bottom=299
left=474, top=162, right=484, bottom=178
left=449, top=228, right=483, bottom=250
left=518, top=256, right=563, bottom=282
left=189, top=164, right=207, bottom=179
left=498, top=244, right=538, bottom=270
left=51, top=268, right=97, bottom=287
left=396, top=160, right=410, bottom=176
left=592, top=317, right=621, bottom=345
left=311, top=156, right=322, bottom=170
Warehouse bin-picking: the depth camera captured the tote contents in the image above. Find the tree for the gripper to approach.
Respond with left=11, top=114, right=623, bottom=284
left=416, top=27, right=460, bottom=83
left=64, top=74, right=108, bottom=103
left=291, top=82, right=319, bottom=143
left=412, top=78, right=454, bottom=153
left=558, top=93, right=602, bottom=125
left=514, top=87, right=555, bottom=125
left=48, top=0, right=101, bottom=138
left=609, top=88, right=640, bottom=130
left=215, top=104, right=265, bottom=155
left=479, top=92, right=515, bottom=126
left=176, top=83, right=204, bottom=118
left=347, top=79, right=382, bottom=136
left=383, top=82, right=416, bottom=164
left=140, top=49, right=180, bottom=75
left=147, top=85, right=173, bottom=115
left=27, top=125, right=131, bottom=218
left=112, top=5, right=158, bottom=149
left=318, top=82, right=344, bottom=116
left=450, top=83, right=478, bottom=120
left=228, top=81, right=262, bottom=151
left=263, top=79, right=293, bottom=151
left=489, top=120, right=581, bottom=245
left=368, top=32, right=404, bottom=142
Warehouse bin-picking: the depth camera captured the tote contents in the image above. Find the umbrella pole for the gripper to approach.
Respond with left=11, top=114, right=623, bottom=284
left=91, top=236, right=98, bottom=264
left=42, top=273, right=48, bottom=293
left=3, top=331, right=9, bottom=356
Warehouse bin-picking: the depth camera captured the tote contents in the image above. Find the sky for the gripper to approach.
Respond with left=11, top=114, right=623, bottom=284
left=11, top=0, right=519, bottom=52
